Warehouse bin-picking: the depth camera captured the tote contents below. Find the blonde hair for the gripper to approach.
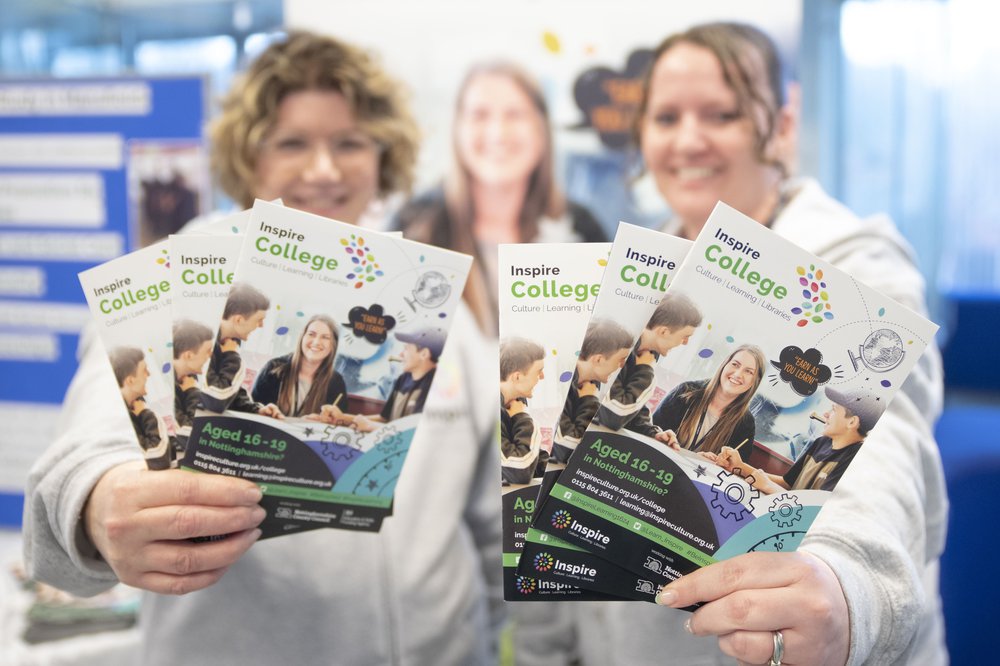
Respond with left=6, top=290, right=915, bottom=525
left=211, top=31, right=419, bottom=207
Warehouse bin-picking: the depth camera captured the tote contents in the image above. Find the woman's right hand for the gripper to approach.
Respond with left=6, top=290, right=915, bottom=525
left=84, top=461, right=265, bottom=595
left=655, top=428, right=680, bottom=450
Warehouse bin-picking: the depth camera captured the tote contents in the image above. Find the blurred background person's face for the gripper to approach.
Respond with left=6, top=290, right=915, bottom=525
left=455, top=73, right=545, bottom=189
left=640, top=43, right=777, bottom=231
left=254, top=90, right=381, bottom=224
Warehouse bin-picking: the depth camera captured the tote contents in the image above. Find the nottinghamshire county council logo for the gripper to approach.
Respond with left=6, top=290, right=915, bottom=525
left=340, top=234, right=384, bottom=289
left=551, top=509, right=572, bottom=529
left=515, top=576, right=537, bottom=595
left=533, top=552, right=555, bottom=572
left=790, top=264, right=834, bottom=327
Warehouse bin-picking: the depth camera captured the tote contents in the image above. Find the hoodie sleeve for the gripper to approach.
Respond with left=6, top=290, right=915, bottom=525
left=22, top=323, right=142, bottom=596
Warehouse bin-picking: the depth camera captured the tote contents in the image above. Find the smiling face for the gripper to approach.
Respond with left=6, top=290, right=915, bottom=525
left=716, top=349, right=759, bottom=399
left=455, top=73, right=546, bottom=189
left=254, top=90, right=381, bottom=224
left=640, top=43, right=786, bottom=232
left=300, top=319, right=335, bottom=364
left=822, top=403, right=858, bottom=439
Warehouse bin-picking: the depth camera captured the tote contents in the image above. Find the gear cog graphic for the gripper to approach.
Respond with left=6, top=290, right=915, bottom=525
left=769, top=493, right=803, bottom=528
left=321, top=430, right=362, bottom=461
left=372, top=425, right=405, bottom=452
left=710, top=470, right=760, bottom=520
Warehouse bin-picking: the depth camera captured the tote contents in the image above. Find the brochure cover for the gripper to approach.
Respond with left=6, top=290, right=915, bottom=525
left=531, top=202, right=938, bottom=598
left=180, top=200, right=472, bottom=534
left=78, top=240, right=177, bottom=470
left=516, top=223, right=693, bottom=601
left=498, top=241, right=612, bottom=600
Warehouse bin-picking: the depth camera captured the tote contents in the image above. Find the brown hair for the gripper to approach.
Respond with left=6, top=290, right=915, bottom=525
left=676, top=343, right=765, bottom=455
left=211, top=31, right=419, bottom=207
left=500, top=337, right=545, bottom=382
left=275, top=314, right=339, bottom=416
left=634, top=22, right=788, bottom=174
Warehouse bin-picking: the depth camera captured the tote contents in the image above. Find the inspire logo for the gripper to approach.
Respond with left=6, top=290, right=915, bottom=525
left=514, top=576, right=537, bottom=595
left=791, top=264, right=835, bottom=327
left=551, top=509, right=572, bottom=529
left=533, top=552, right=555, bottom=572
left=341, top=234, right=384, bottom=289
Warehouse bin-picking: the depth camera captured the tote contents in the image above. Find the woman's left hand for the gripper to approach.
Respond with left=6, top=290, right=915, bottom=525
left=656, top=551, right=850, bottom=666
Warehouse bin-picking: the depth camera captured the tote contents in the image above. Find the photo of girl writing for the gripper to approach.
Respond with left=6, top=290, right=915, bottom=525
left=652, top=343, right=765, bottom=463
left=251, top=314, right=348, bottom=419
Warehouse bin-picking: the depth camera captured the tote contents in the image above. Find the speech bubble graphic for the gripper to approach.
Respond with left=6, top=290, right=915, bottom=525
left=345, top=304, right=396, bottom=345
left=770, top=345, right=832, bottom=397
left=572, top=49, right=654, bottom=150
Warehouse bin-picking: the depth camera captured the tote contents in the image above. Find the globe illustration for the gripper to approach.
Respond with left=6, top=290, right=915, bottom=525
left=412, top=270, right=450, bottom=308
left=861, top=328, right=904, bottom=371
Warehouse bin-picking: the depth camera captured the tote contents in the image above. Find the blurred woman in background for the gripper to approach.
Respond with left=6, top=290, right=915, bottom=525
left=394, top=61, right=607, bottom=334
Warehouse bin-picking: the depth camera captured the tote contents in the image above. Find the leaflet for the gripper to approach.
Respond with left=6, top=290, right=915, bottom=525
left=516, top=223, right=693, bottom=601
left=531, top=202, right=938, bottom=598
left=180, top=199, right=472, bottom=534
left=78, top=240, right=178, bottom=471
left=498, top=241, right=613, bottom=600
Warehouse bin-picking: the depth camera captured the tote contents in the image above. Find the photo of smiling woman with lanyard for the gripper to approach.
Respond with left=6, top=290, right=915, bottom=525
left=652, top=343, right=765, bottom=463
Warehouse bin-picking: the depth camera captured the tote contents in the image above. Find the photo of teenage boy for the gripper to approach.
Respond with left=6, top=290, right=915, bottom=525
left=109, top=346, right=172, bottom=471
left=553, top=319, right=633, bottom=464
left=717, top=386, right=884, bottom=493
left=499, top=337, right=546, bottom=485
left=171, top=319, right=214, bottom=455
left=252, top=314, right=348, bottom=419
left=201, top=282, right=281, bottom=418
left=349, top=326, right=444, bottom=433
left=597, top=292, right=702, bottom=435
left=653, top=344, right=766, bottom=462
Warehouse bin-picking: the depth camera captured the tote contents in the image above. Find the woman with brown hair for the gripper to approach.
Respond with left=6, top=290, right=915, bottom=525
left=551, top=21, right=946, bottom=666
left=652, top=343, right=765, bottom=462
left=251, top=314, right=348, bottom=418
left=394, top=61, right=607, bottom=334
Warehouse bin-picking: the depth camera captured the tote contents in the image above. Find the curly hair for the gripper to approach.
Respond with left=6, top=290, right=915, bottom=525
left=211, top=31, right=419, bottom=207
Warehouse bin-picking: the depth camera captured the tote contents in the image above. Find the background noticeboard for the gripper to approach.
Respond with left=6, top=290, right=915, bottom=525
left=0, top=76, right=208, bottom=526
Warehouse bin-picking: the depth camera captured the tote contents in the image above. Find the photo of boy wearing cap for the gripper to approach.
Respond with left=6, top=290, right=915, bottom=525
left=717, top=386, right=885, bottom=493
left=351, top=326, right=443, bottom=433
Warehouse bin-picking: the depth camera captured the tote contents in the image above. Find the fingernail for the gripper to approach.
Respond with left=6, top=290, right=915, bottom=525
left=657, top=588, right=678, bottom=606
left=250, top=528, right=262, bottom=541
left=251, top=506, right=267, bottom=522
left=244, top=486, right=263, bottom=503
left=684, top=617, right=694, bottom=634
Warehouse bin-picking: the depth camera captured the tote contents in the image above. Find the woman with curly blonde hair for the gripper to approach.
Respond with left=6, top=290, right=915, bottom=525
left=211, top=30, right=419, bottom=224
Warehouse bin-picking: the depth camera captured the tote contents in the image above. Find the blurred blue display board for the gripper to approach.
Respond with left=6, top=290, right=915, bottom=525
left=0, top=76, right=208, bottom=526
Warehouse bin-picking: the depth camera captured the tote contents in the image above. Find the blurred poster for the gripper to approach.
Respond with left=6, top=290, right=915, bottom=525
left=0, top=77, right=206, bottom=525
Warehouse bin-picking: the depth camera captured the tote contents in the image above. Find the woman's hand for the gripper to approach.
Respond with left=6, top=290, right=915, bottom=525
left=84, top=461, right=266, bottom=595
left=655, top=428, right=680, bottom=450
left=656, top=552, right=850, bottom=666
left=258, top=403, right=284, bottom=419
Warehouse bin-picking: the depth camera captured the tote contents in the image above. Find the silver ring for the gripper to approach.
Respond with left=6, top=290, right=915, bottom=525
left=769, top=629, right=785, bottom=666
